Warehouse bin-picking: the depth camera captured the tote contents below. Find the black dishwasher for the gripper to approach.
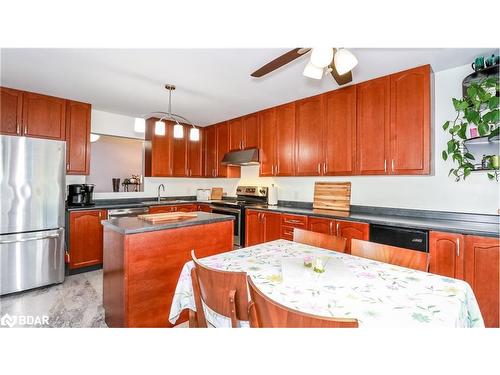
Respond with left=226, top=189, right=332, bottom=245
left=369, top=224, right=429, bottom=252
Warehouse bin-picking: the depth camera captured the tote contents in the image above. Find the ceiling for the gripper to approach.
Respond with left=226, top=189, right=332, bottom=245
left=1, top=48, right=496, bottom=126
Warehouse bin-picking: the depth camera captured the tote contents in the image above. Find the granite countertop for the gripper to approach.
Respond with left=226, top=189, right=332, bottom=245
left=101, top=211, right=235, bottom=235
left=247, top=205, right=500, bottom=238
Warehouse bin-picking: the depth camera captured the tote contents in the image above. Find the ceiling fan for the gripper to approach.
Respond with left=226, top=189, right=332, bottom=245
left=251, top=48, right=358, bottom=86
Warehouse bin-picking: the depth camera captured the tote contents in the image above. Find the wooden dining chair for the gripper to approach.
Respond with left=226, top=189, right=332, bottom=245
left=190, top=250, right=249, bottom=328
left=247, top=276, right=358, bottom=328
left=350, top=239, right=429, bottom=272
left=293, top=228, right=347, bottom=253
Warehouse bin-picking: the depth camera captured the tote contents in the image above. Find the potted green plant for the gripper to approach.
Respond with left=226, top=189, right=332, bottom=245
left=442, top=76, right=499, bottom=181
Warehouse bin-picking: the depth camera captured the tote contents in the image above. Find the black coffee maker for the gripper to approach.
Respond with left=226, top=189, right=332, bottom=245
left=67, top=184, right=95, bottom=207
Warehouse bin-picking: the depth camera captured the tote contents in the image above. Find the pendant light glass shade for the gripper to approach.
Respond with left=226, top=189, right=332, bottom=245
left=310, top=48, right=334, bottom=68
left=189, top=127, right=200, bottom=141
left=303, top=61, right=324, bottom=79
left=134, top=118, right=146, bottom=133
left=333, top=48, right=358, bottom=75
left=173, top=123, right=184, bottom=139
left=90, top=133, right=100, bottom=142
left=155, top=120, right=166, bottom=136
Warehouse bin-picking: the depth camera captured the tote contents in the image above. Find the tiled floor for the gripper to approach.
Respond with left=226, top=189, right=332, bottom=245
left=0, top=270, right=107, bottom=328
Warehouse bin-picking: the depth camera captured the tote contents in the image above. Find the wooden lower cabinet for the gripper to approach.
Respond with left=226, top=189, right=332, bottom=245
left=335, top=220, right=370, bottom=254
left=308, top=217, right=335, bottom=235
left=245, top=210, right=281, bottom=246
left=196, top=203, right=212, bottom=212
left=429, top=231, right=464, bottom=279
left=69, top=209, right=107, bottom=269
left=464, top=235, right=499, bottom=328
left=149, top=204, right=196, bottom=214
left=281, top=213, right=308, bottom=240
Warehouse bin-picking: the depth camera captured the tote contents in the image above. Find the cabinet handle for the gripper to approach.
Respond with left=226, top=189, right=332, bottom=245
left=98, top=212, right=102, bottom=219
left=16, top=122, right=21, bottom=135
left=336, top=222, right=340, bottom=236
left=323, top=162, right=326, bottom=174
left=384, top=159, right=387, bottom=173
left=329, top=221, right=333, bottom=235
left=391, top=159, right=395, bottom=172
left=456, top=238, right=460, bottom=257
left=271, top=165, right=275, bottom=175
left=275, top=164, right=278, bottom=175
left=240, top=140, right=243, bottom=149
left=285, top=219, right=302, bottom=224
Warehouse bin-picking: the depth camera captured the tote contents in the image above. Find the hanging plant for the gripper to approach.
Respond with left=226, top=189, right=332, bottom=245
left=442, top=76, right=499, bottom=181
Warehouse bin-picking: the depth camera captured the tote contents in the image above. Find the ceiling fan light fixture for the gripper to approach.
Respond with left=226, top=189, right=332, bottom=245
left=310, top=48, right=334, bottom=68
left=303, top=61, right=324, bottom=80
left=173, top=123, right=184, bottom=139
left=155, top=120, right=166, bottom=136
left=134, top=118, right=146, bottom=133
left=334, top=48, right=358, bottom=76
left=189, top=127, right=200, bottom=142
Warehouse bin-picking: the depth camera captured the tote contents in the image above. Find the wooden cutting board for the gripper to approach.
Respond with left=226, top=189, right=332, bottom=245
left=313, top=182, right=351, bottom=211
left=211, top=187, right=223, bottom=200
left=138, top=212, right=197, bottom=223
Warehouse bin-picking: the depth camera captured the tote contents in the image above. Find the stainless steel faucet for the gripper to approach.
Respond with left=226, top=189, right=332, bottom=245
left=157, top=184, right=165, bottom=203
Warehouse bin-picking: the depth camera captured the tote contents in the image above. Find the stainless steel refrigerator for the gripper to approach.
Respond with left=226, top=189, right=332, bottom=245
left=1, top=135, right=65, bottom=295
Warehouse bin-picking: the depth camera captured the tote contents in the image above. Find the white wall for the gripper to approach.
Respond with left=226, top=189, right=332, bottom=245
left=91, top=109, right=145, bottom=140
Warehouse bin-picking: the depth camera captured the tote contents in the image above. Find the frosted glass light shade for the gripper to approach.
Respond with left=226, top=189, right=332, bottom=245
left=134, top=118, right=145, bottom=133
left=310, top=48, right=334, bottom=68
left=334, top=48, right=358, bottom=75
left=190, top=127, right=200, bottom=141
left=173, top=123, right=184, bottom=139
left=303, top=61, right=324, bottom=79
left=155, top=120, right=166, bottom=136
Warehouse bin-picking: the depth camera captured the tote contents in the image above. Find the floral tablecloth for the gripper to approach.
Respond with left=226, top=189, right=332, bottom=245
left=169, top=239, right=484, bottom=328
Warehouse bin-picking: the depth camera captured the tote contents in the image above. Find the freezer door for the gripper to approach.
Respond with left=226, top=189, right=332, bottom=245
left=1, top=135, right=65, bottom=234
left=0, top=228, right=65, bottom=295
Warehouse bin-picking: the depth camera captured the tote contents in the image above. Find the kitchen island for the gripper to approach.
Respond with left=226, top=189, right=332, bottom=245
left=101, top=211, right=234, bottom=327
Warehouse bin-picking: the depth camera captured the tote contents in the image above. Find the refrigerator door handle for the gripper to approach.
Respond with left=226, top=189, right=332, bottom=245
left=0, top=233, right=60, bottom=245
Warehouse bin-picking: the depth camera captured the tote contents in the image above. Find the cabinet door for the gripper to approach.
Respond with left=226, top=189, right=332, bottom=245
left=176, top=204, right=196, bottom=212
left=323, top=86, right=357, bottom=175
left=188, top=128, right=203, bottom=177
left=216, top=122, right=229, bottom=177
left=22, top=92, right=66, bottom=140
left=243, top=113, right=259, bottom=149
left=69, top=210, right=106, bottom=269
left=205, top=125, right=217, bottom=177
left=390, top=65, right=430, bottom=175
left=276, top=103, right=295, bottom=176
left=0, top=87, right=23, bottom=135
left=336, top=220, right=369, bottom=253
left=228, top=118, right=243, bottom=151
left=145, top=119, right=173, bottom=177
left=172, top=127, right=188, bottom=176
left=149, top=205, right=176, bottom=214
left=258, top=108, right=276, bottom=176
left=295, top=95, right=323, bottom=176
left=263, top=212, right=282, bottom=242
left=429, top=231, right=464, bottom=279
left=66, top=100, right=91, bottom=175
left=245, top=210, right=264, bottom=246
left=356, top=76, right=390, bottom=175
left=464, top=235, right=499, bottom=328
left=308, top=217, right=335, bottom=235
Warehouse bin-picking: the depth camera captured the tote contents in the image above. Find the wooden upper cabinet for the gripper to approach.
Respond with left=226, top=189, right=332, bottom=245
left=22, top=92, right=66, bottom=140
left=295, top=95, right=323, bottom=176
left=323, top=86, right=357, bottom=175
left=390, top=65, right=430, bottom=175
left=258, top=108, right=277, bottom=176
left=275, top=103, right=295, bottom=176
left=1, top=87, right=23, bottom=135
left=243, top=113, right=259, bottom=149
left=145, top=119, right=173, bottom=177
left=464, top=235, right=499, bottom=328
left=65, top=101, right=91, bottom=175
left=429, top=231, right=464, bottom=279
left=172, top=127, right=188, bottom=176
left=188, top=128, right=203, bottom=177
left=204, top=125, right=217, bottom=177
left=228, top=118, right=243, bottom=151
left=216, top=122, right=229, bottom=177
left=356, top=76, right=390, bottom=175
left=69, top=209, right=106, bottom=269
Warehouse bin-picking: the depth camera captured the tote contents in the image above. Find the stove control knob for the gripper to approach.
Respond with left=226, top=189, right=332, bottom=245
left=259, top=189, right=266, bottom=194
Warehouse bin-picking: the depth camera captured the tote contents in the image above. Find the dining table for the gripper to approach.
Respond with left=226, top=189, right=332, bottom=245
left=169, top=239, right=484, bottom=328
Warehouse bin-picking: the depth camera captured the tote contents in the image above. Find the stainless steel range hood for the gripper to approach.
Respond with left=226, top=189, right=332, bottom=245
left=221, top=148, right=259, bottom=166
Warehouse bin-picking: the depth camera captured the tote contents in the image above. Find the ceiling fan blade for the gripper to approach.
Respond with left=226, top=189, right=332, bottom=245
left=251, top=48, right=311, bottom=77
left=329, top=63, right=353, bottom=85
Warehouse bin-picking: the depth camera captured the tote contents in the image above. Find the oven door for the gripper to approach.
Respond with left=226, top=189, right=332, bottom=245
left=210, top=206, right=241, bottom=247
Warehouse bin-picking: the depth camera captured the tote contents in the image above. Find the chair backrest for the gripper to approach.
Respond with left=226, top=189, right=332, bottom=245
left=247, top=276, right=358, bottom=328
left=293, top=228, right=347, bottom=253
left=191, top=250, right=249, bottom=328
left=350, top=239, right=429, bottom=272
